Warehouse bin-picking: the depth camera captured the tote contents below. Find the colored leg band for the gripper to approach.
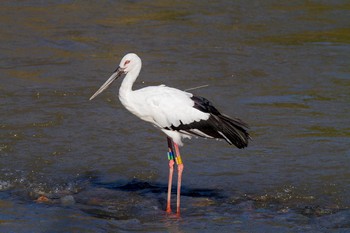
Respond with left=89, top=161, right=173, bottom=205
left=167, top=151, right=174, bottom=160
left=175, top=155, right=183, bottom=165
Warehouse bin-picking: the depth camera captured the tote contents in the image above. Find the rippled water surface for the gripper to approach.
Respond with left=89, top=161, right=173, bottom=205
left=1, top=1, right=350, bottom=232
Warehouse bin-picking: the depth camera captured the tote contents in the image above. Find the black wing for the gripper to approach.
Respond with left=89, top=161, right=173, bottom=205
left=165, top=95, right=250, bottom=149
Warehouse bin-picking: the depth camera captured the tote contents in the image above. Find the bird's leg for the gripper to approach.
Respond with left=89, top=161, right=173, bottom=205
left=166, top=137, right=175, bottom=213
left=173, top=141, right=184, bottom=216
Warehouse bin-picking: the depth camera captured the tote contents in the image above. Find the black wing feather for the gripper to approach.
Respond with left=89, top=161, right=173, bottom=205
left=166, top=95, right=250, bottom=149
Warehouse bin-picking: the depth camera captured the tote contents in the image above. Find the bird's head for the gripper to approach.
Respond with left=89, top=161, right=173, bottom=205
left=118, top=53, right=141, bottom=74
left=89, top=53, right=141, bottom=100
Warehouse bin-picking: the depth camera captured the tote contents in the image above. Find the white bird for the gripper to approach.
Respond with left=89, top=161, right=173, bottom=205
left=89, top=53, right=250, bottom=215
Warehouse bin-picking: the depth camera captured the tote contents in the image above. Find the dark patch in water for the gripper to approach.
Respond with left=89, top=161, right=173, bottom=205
left=298, top=205, right=337, bottom=217
left=91, top=178, right=226, bottom=199
left=81, top=208, right=131, bottom=220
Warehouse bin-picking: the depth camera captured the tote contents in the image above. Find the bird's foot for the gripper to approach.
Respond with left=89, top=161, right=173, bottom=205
left=176, top=208, right=181, bottom=218
left=165, top=209, right=181, bottom=218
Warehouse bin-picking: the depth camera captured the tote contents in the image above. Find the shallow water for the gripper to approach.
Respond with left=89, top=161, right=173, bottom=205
left=1, top=1, right=350, bottom=232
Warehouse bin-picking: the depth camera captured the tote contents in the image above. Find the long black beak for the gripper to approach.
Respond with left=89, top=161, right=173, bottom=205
left=89, top=67, right=124, bottom=100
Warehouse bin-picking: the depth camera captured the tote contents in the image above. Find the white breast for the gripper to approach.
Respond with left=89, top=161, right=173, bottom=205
left=119, top=85, right=209, bottom=129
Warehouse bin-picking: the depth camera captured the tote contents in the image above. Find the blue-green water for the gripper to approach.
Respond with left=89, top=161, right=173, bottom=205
left=1, top=1, right=349, bottom=232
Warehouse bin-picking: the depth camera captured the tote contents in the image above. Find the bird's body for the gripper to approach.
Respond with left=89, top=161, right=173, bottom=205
left=120, top=84, right=249, bottom=147
left=120, top=84, right=208, bottom=145
left=90, top=53, right=250, bottom=215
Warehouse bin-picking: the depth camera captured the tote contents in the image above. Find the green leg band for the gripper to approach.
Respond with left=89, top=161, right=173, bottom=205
left=167, top=151, right=174, bottom=160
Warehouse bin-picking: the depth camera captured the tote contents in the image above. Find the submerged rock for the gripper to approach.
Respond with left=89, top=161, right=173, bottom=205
left=60, top=195, right=76, bottom=206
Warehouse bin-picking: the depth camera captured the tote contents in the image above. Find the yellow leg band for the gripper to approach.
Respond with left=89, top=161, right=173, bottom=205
left=175, top=155, right=183, bottom=165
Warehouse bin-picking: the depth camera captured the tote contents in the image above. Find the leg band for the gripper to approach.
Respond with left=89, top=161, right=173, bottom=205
left=167, top=151, right=174, bottom=160
left=175, top=155, right=183, bottom=165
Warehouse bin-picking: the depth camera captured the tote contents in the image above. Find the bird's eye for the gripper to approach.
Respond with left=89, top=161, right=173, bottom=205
left=124, top=60, right=130, bottom=66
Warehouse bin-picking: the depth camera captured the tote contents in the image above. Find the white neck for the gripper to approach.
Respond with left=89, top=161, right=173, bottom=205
left=119, top=63, right=141, bottom=101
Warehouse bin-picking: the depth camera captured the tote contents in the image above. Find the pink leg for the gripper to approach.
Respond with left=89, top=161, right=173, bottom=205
left=166, top=137, right=174, bottom=213
left=173, top=142, right=184, bottom=216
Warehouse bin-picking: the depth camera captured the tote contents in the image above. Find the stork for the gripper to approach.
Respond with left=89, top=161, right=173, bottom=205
left=89, top=53, right=250, bottom=215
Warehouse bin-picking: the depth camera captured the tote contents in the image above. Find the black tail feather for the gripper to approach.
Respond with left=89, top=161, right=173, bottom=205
left=216, top=114, right=250, bottom=148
